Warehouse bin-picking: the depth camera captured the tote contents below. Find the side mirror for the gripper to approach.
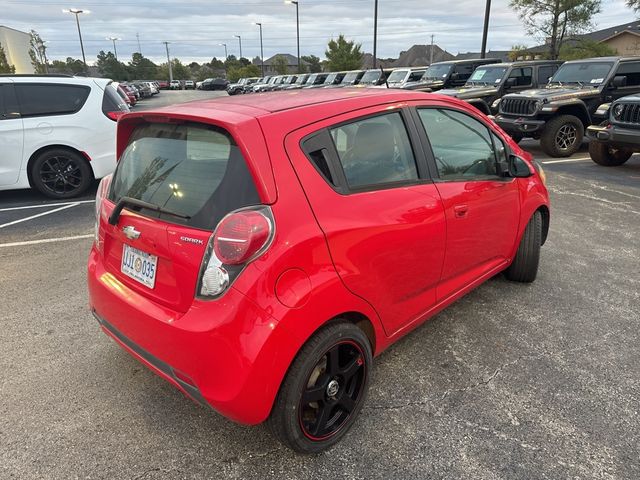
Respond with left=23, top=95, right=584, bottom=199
left=611, top=75, right=627, bottom=88
left=505, top=77, right=518, bottom=89
left=507, top=154, right=533, bottom=178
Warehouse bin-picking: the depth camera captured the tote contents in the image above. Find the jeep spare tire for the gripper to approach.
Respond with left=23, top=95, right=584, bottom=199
left=541, top=115, right=584, bottom=158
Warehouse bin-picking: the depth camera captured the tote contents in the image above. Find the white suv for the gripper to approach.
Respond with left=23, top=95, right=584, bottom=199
left=0, top=75, right=128, bottom=198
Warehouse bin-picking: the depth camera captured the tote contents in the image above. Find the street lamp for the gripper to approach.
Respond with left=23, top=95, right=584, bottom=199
left=480, top=0, right=492, bottom=59
left=285, top=1, right=300, bottom=73
left=106, top=36, right=121, bottom=61
left=63, top=8, right=90, bottom=70
left=254, top=22, right=264, bottom=76
left=234, top=35, right=243, bottom=59
left=219, top=43, right=228, bottom=59
left=373, top=0, right=378, bottom=68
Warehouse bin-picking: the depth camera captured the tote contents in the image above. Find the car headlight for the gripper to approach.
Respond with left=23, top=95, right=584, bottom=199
left=612, top=103, right=624, bottom=120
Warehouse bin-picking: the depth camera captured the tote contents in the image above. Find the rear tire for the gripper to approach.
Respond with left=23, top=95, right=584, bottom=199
left=267, top=322, right=372, bottom=454
left=505, top=211, right=542, bottom=283
left=30, top=148, right=93, bottom=199
left=589, top=142, right=633, bottom=166
left=540, top=115, right=584, bottom=158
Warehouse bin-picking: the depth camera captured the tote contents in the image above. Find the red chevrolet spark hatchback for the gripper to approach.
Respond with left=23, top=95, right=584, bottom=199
left=88, top=88, right=550, bottom=453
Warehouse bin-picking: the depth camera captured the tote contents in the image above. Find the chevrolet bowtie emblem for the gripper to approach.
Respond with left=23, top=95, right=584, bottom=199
left=122, top=225, right=141, bottom=240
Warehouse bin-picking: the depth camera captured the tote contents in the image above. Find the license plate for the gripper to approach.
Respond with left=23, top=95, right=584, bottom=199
left=121, top=244, right=158, bottom=289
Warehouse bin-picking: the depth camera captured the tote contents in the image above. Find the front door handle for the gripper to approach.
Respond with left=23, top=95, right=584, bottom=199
left=454, top=205, right=469, bottom=218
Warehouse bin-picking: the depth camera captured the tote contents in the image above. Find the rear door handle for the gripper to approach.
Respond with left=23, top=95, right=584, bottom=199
left=454, top=205, right=469, bottom=218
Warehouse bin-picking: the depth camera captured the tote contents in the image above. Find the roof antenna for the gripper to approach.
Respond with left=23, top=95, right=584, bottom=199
left=382, top=66, right=388, bottom=88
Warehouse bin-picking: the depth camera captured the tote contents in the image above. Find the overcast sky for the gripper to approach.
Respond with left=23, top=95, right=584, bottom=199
left=2, top=0, right=637, bottom=65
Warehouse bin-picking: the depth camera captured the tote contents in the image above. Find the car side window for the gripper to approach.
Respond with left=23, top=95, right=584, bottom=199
left=329, top=112, right=419, bottom=189
left=408, top=70, right=425, bottom=82
left=615, top=62, right=640, bottom=87
left=455, top=64, right=475, bottom=81
left=537, top=66, right=556, bottom=85
left=418, top=108, right=500, bottom=181
left=508, top=67, right=533, bottom=87
left=0, top=84, right=19, bottom=119
left=14, top=83, right=90, bottom=118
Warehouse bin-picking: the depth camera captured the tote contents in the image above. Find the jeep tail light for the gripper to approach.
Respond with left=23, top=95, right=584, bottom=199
left=198, top=207, right=274, bottom=298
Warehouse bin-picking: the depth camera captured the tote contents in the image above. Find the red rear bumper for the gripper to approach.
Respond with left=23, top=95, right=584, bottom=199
left=87, top=246, right=283, bottom=425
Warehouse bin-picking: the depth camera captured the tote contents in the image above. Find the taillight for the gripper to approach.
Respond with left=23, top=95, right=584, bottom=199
left=214, top=210, right=271, bottom=265
left=198, top=207, right=274, bottom=298
left=106, top=111, right=126, bottom=121
left=94, top=174, right=112, bottom=250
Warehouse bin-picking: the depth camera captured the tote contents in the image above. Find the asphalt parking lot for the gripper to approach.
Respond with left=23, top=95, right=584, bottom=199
left=1, top=90, right=639, bottom=479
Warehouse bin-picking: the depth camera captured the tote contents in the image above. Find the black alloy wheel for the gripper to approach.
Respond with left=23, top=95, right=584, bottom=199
left=268, top=322, right=372, bottom=453
left=298, top=340, right=366, bottom=440
left=31, top=149, right=92, bottom=199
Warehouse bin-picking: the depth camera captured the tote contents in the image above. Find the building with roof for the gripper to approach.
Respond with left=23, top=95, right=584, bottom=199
left=454, top=50, right=511, bottom=62
left=0, top=26, right=34, bottom=73
left=253, top=53, right=308, bottom=74
left=525, top=21, right=640, bottom=58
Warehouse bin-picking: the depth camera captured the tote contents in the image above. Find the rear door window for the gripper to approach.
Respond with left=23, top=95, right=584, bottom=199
left=329, top=112, right=419, bottom=189
left=537, top=66, right=556, bottom=85
left=109, top=122, right=260, bottom=230
left=14, top=83, right=90, bottom=117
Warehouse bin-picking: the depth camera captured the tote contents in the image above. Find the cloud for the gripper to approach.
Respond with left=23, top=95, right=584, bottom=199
left=1, top=0, right=635, bottom=64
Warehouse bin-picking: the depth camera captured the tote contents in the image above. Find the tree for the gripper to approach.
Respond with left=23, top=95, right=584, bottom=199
left=559, top=39, right=616, bottom=60
left=227, top=64, right=261, bottom=82
left=128, top=53, right=158, bottom=79
left=508, top=44, right=528, bottom=61
left=272, top=55, right=289, bottom=75
left=210, top=57, right=225, bottom=70
left=325, top=35, right=363, bottom=71
left=50, top=57, right=85, bottom=75
left=96, top=50, right=128, bottom=80
left=510, top=0, right=602, bottom=60
left=627, top=0, right=640, bottom=13
left=29, top=30, right=48, bottom=73
left=158, top=58, right=190, bottom=80
left=302, top=54, right=321, bottom=73
left=0, top=44, right=15, bottom=73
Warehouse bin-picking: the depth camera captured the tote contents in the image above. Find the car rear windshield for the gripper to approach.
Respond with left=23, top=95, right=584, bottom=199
left=109, top=122, right=261, bottom=231
left=102, top=84, right=128, bottom=114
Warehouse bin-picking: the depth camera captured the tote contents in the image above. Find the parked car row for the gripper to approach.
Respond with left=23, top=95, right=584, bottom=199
left=228, top=56, right=640, bottom=158
left=115, top=80, right=160, bottom=109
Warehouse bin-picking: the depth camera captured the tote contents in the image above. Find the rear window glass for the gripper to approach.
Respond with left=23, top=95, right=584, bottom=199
left=102, top=84, right=128, bottom=113
left=15, top=83, right=90, bottom=117
left=109, top=122, right=260, bottom=230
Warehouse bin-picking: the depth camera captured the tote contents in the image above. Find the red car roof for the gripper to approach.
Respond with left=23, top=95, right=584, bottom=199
left=148, top=87, right=433, bottom=118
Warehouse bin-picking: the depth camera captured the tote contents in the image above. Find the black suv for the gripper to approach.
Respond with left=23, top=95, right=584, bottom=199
left=496, top=57, right=640, bottom=157
left=401, top=58, right=501, bottom=92
left=439, top=60, right=563, bottom=115
left=586, top=94, right=639, bottom=166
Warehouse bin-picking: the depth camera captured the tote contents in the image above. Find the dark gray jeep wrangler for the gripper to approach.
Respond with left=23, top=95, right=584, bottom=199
left=586, top=94, right=640, bottom=166
left=495, top=57, right=640, bottom=157
left=439, top=60, right=563, bottom=116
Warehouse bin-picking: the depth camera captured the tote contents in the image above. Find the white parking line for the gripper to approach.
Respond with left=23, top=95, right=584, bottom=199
left=541, top=157, right=591, bottom=164
left=0, top=234, right=93, bottom=248
left=0, top=203, right=80, bottom=229
left=0, top=199, right=94, bottom=212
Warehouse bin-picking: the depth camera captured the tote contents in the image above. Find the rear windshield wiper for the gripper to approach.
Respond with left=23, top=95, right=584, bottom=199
left=108, top=196, right=191, bottom=225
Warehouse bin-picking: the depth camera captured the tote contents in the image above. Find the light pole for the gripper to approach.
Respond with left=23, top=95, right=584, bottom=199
left=219, top=43, right=228, bottom=60
left=163, top=41, right=173, bottom=82
left=481, top=0, right=491, bottom=59
left=373, top=0, right=378, bottom=68
left=254, top=23, right=264, bottom=76
left=234, top=35, right=243, bottom=59
left=285, top=1, right=300, bottom=73
left=63, top=8, right=89, bottom=70
left=106, top=36, right=121, bottom=61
